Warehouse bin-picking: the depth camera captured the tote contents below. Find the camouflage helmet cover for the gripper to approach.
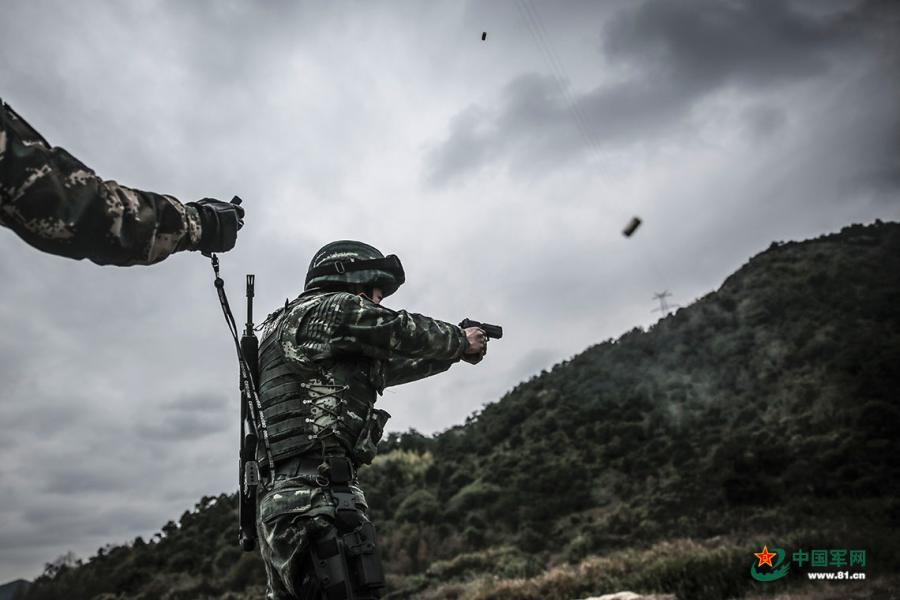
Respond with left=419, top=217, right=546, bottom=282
left=305, top=240, right=405, bottom=296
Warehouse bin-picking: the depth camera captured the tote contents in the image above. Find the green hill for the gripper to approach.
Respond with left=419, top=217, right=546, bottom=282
left=19, top=220, right=900, bottom=600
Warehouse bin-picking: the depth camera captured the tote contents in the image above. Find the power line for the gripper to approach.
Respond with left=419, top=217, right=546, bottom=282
left=515, top=0, right=602, bottom=160
left=514, top=0, right=678, bottom=310
left=524, top=0, right=601, bottom=157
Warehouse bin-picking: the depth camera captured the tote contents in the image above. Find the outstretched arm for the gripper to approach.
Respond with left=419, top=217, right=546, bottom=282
left=383, top=326, right=489, bottom=386
left=0, top=101, right=235, bottom=265
left=384, top=356, right=458, bottom=387
left=324, top=293, right=489, bottom=387
left=328, top=293, right=469, bottom=361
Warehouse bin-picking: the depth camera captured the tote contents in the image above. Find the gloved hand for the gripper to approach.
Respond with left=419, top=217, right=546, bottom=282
left=188, top=196, right=245, bottom=253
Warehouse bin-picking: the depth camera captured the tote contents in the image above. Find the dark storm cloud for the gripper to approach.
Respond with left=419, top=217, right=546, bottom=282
left=602, top=0, right=843, bottom=86
left=1, top=401, right=84, bottom=438
left=429, top=0, right=895, bottom=183
left=135, top=394, right=230, bottom=442
left=12, top=503, right=161, bottom=547
left=42, top=469, right=125, bottom=495
left=741, top=105, right=788, bottom=140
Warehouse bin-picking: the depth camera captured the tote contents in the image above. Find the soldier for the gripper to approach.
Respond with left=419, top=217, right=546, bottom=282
left=0, top=99, right=244, bottom=265
left=255, top=240, right=488, bottom=599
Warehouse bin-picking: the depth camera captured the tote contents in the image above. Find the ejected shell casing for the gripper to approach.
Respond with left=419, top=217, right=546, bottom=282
left=623, top=216, right=642, bottom=237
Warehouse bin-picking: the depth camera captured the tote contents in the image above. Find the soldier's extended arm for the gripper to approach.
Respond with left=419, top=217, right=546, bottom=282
left=0, top=100, right=241, bottom=265
left=383, top=321, right=494, bottom=384
left=383, top=356, right=458, bottom=387
left=329, top=293, right=468, bottom=362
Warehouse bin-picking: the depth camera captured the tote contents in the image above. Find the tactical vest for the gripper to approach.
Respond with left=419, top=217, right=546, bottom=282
left=256, top=292, right=390, bottom=468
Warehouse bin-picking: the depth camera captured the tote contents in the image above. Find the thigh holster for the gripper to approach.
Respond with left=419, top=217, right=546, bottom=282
left=308, top=490, right=385, bottom=600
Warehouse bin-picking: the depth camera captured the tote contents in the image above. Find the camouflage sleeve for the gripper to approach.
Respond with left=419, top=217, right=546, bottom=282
left=328, top=293, right=468, bottom=362
left=383, top=357, right=458, bottom=387
left=0, top=100, right=202, bottom=266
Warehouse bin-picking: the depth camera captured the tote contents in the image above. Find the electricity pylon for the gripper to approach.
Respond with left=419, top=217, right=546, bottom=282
left=652, top=291, right=679, bottom=316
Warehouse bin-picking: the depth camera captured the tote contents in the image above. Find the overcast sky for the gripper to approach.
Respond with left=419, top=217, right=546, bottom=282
left=1, top=0, right=897, bottom=583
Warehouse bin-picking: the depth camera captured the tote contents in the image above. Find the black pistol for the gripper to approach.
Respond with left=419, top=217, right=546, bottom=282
left=239, top=274, right=260, bottom=551
left=459, top=318, right=503, bottom=340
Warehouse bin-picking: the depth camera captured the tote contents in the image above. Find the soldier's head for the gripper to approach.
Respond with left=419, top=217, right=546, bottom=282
left=305, top=240, right=405, bottom=300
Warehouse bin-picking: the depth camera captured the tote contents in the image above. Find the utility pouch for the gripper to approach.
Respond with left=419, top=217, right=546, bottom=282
left=351, top=408, right=391, bottom=465
left=258, top=485, right=316, bottom=525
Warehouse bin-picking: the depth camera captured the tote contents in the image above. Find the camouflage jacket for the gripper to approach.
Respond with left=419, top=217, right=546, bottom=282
left=256, top=289, right=467, bottom=522
left=258, top=289, right=467, bottom=460
left=0, top=100, right=202, bottom=265
left=274, top=289, right=467, bottom=383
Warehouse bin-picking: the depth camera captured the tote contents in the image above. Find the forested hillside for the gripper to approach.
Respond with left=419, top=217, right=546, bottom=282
left=18, top=221, right=900, bottom=600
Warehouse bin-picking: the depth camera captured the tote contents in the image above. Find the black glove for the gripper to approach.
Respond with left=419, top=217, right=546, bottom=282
left=188, top=196, right=245, bottom=253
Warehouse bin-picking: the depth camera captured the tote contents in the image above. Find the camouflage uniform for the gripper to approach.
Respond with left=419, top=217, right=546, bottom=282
left=0, top=99, right=204, bottom=265
left=256, top=288, right=468, bottom=599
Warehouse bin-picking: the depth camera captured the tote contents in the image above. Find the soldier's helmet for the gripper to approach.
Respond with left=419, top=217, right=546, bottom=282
left=305, top=240, right=406, bottom=297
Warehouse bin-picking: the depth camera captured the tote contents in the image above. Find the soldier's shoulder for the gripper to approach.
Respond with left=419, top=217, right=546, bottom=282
left=280, top=291, right=354, bottom=329
left=318, top=291, right=375, bottom=311
left=336, top=292, right=399, bottom=315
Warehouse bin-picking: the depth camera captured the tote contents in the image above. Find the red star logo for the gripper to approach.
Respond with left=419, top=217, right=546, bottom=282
left=755, top=545, right=777, bottom=568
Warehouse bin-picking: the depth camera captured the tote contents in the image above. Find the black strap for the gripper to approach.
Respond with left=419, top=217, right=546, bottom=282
left=304, top=255, right=405, bottom=286
left=266, top=417, right=312, bottom=441
left=261, top=401, right=307, bottom=423
left=258, top=380, right=305, bottom=398
left=207, top=254, right=275, bottom=475
left=268, top=437, right=318, bottom=463
left=258, top=362, right=300, bottom=381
